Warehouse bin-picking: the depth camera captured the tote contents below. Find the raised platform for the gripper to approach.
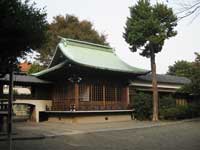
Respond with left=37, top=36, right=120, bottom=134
left=39, top=110, right=134, bottom=123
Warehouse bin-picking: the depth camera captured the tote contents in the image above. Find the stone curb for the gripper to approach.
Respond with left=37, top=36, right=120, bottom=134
left=0, top=118, right=199, bottom=141
left=0, top=135, right=45, bottom=141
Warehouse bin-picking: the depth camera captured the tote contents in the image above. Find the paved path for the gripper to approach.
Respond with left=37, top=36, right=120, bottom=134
left=0, top=118, right=200, bottom=140
left=0, top=119, right=200, bottom=150
left=0, top=119, right=183, bottom=139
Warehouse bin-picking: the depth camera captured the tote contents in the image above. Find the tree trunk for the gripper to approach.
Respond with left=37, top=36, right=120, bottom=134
left=150, top=51, right=159, bottom=121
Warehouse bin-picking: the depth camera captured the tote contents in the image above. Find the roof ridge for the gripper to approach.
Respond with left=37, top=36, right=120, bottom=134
left=60, top=37, right=113, bottom=52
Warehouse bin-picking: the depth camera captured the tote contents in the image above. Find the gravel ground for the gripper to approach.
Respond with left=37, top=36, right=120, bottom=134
left=0, top=120, right=200, bottom=150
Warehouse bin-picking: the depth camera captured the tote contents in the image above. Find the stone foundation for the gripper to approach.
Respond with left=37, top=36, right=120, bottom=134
left=48, top=114, right=132, bottom=124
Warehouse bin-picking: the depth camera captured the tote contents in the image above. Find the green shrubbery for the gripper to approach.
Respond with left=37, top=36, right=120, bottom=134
left=159, top=95, right=176, bottom=109
left=131, top=92, right=152, bottom=120
left=160, top=104, right=200, bottom=120
left=131, top=92, right=200, bottom=120
left=160, top=106, right=188, bottom=120
left=187, top=103, right=200, bottom=117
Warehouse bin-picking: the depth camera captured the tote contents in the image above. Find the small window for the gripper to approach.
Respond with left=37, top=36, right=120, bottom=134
left=90, top=84, right=103, bottom=101
left=105, top=86, right=115, bottom=101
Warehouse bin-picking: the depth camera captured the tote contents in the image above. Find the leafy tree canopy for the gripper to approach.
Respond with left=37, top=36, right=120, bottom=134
left=186, top=52, right=200, bottom=95
left=37, top=15, right=108, bottom=67
left=167, top=60, right=193, bottom=78
left=167, top=52, right=200, bottom=95
left=28, top=62, right=45, bottom=74
left=124, top=0, right=177, bottom=57
left=0, top=0, right=48, bottom=75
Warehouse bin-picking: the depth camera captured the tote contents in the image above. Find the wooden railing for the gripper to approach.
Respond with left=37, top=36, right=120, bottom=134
left=77, top=100, right=127, bottom=111
left=0, top=99, right=8, bottom=111
left=51, top=99, right=128, bottom=111
left=51, top=99, right=75, bottom=111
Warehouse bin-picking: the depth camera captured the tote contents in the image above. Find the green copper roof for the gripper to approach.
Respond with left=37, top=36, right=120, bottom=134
left=33, top=38, right=148, bottom=77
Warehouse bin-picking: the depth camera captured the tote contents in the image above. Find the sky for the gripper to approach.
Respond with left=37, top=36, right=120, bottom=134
left=33, top=0, right=200, bottom=74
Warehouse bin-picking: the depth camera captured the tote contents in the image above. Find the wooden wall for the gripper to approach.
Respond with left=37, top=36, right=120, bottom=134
left=52, top=81, right=129, bottom=111
left=52, top=83, right=74, bottom=111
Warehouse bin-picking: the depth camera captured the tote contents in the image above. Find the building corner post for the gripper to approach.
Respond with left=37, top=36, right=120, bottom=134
left=8, top=65, right=14, bottom=150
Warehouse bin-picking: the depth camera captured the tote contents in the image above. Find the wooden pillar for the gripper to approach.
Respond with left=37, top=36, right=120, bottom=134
left=103, top=85, right=105, bottom=109
left=0, top=84, right=3, bottom=97
left=74, top=83, right=79, bottom=110
left=115, top=87, right=117, bottom=101
left=8, top=68, right=14, bottom=150
left=125, top=86, right=129, bottom=107
left=90, top=85, right=93, bottom=105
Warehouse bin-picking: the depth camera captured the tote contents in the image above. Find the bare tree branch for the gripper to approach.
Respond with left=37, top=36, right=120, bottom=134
left=176, top=1, right=200, bottom=15
left=168, top=0, right=200, bottom=21
left=178, top=5, right=200, bottom=20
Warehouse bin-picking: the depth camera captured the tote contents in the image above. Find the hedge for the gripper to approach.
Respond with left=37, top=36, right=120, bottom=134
left=160, top=104, right=200, bottom=120
left=131, top=92, right=200, bottom=120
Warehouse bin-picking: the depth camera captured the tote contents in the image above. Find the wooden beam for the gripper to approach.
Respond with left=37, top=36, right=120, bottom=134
left=74, top=83, right=79, bottom=110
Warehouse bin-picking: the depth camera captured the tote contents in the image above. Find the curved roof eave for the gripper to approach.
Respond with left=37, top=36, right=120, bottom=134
left=32, top=61, right=67, bottom=77
left=58, top=38, right=149, bottom=75
left=33, top=38, right=149, bottom=78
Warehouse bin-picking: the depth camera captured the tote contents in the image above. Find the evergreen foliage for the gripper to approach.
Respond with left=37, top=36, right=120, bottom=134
left=37, top=15, right=108, bottom=66
left=167, top=60, right=193, bottom=78
left=124, top=0, right=177, bottom=57
left=131, top=92, right=200, bottom=120
left=160, top=104, right=200, bottom=120
left=0, top=0, right=47, bottom=75
left=167, top=52, right=200, bottom=95
left=28, top=63, right=45, bottom=74
left=159, top=94, right=176, bottom=109
left=124, top=0, right=177, bottom=121
left=131, top=92, right=153, bottom=120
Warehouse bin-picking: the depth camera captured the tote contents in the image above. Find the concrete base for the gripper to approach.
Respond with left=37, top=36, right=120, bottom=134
left=48, top=114, right=132, bottom=124
left=14, top=99, right=52, bottom=122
